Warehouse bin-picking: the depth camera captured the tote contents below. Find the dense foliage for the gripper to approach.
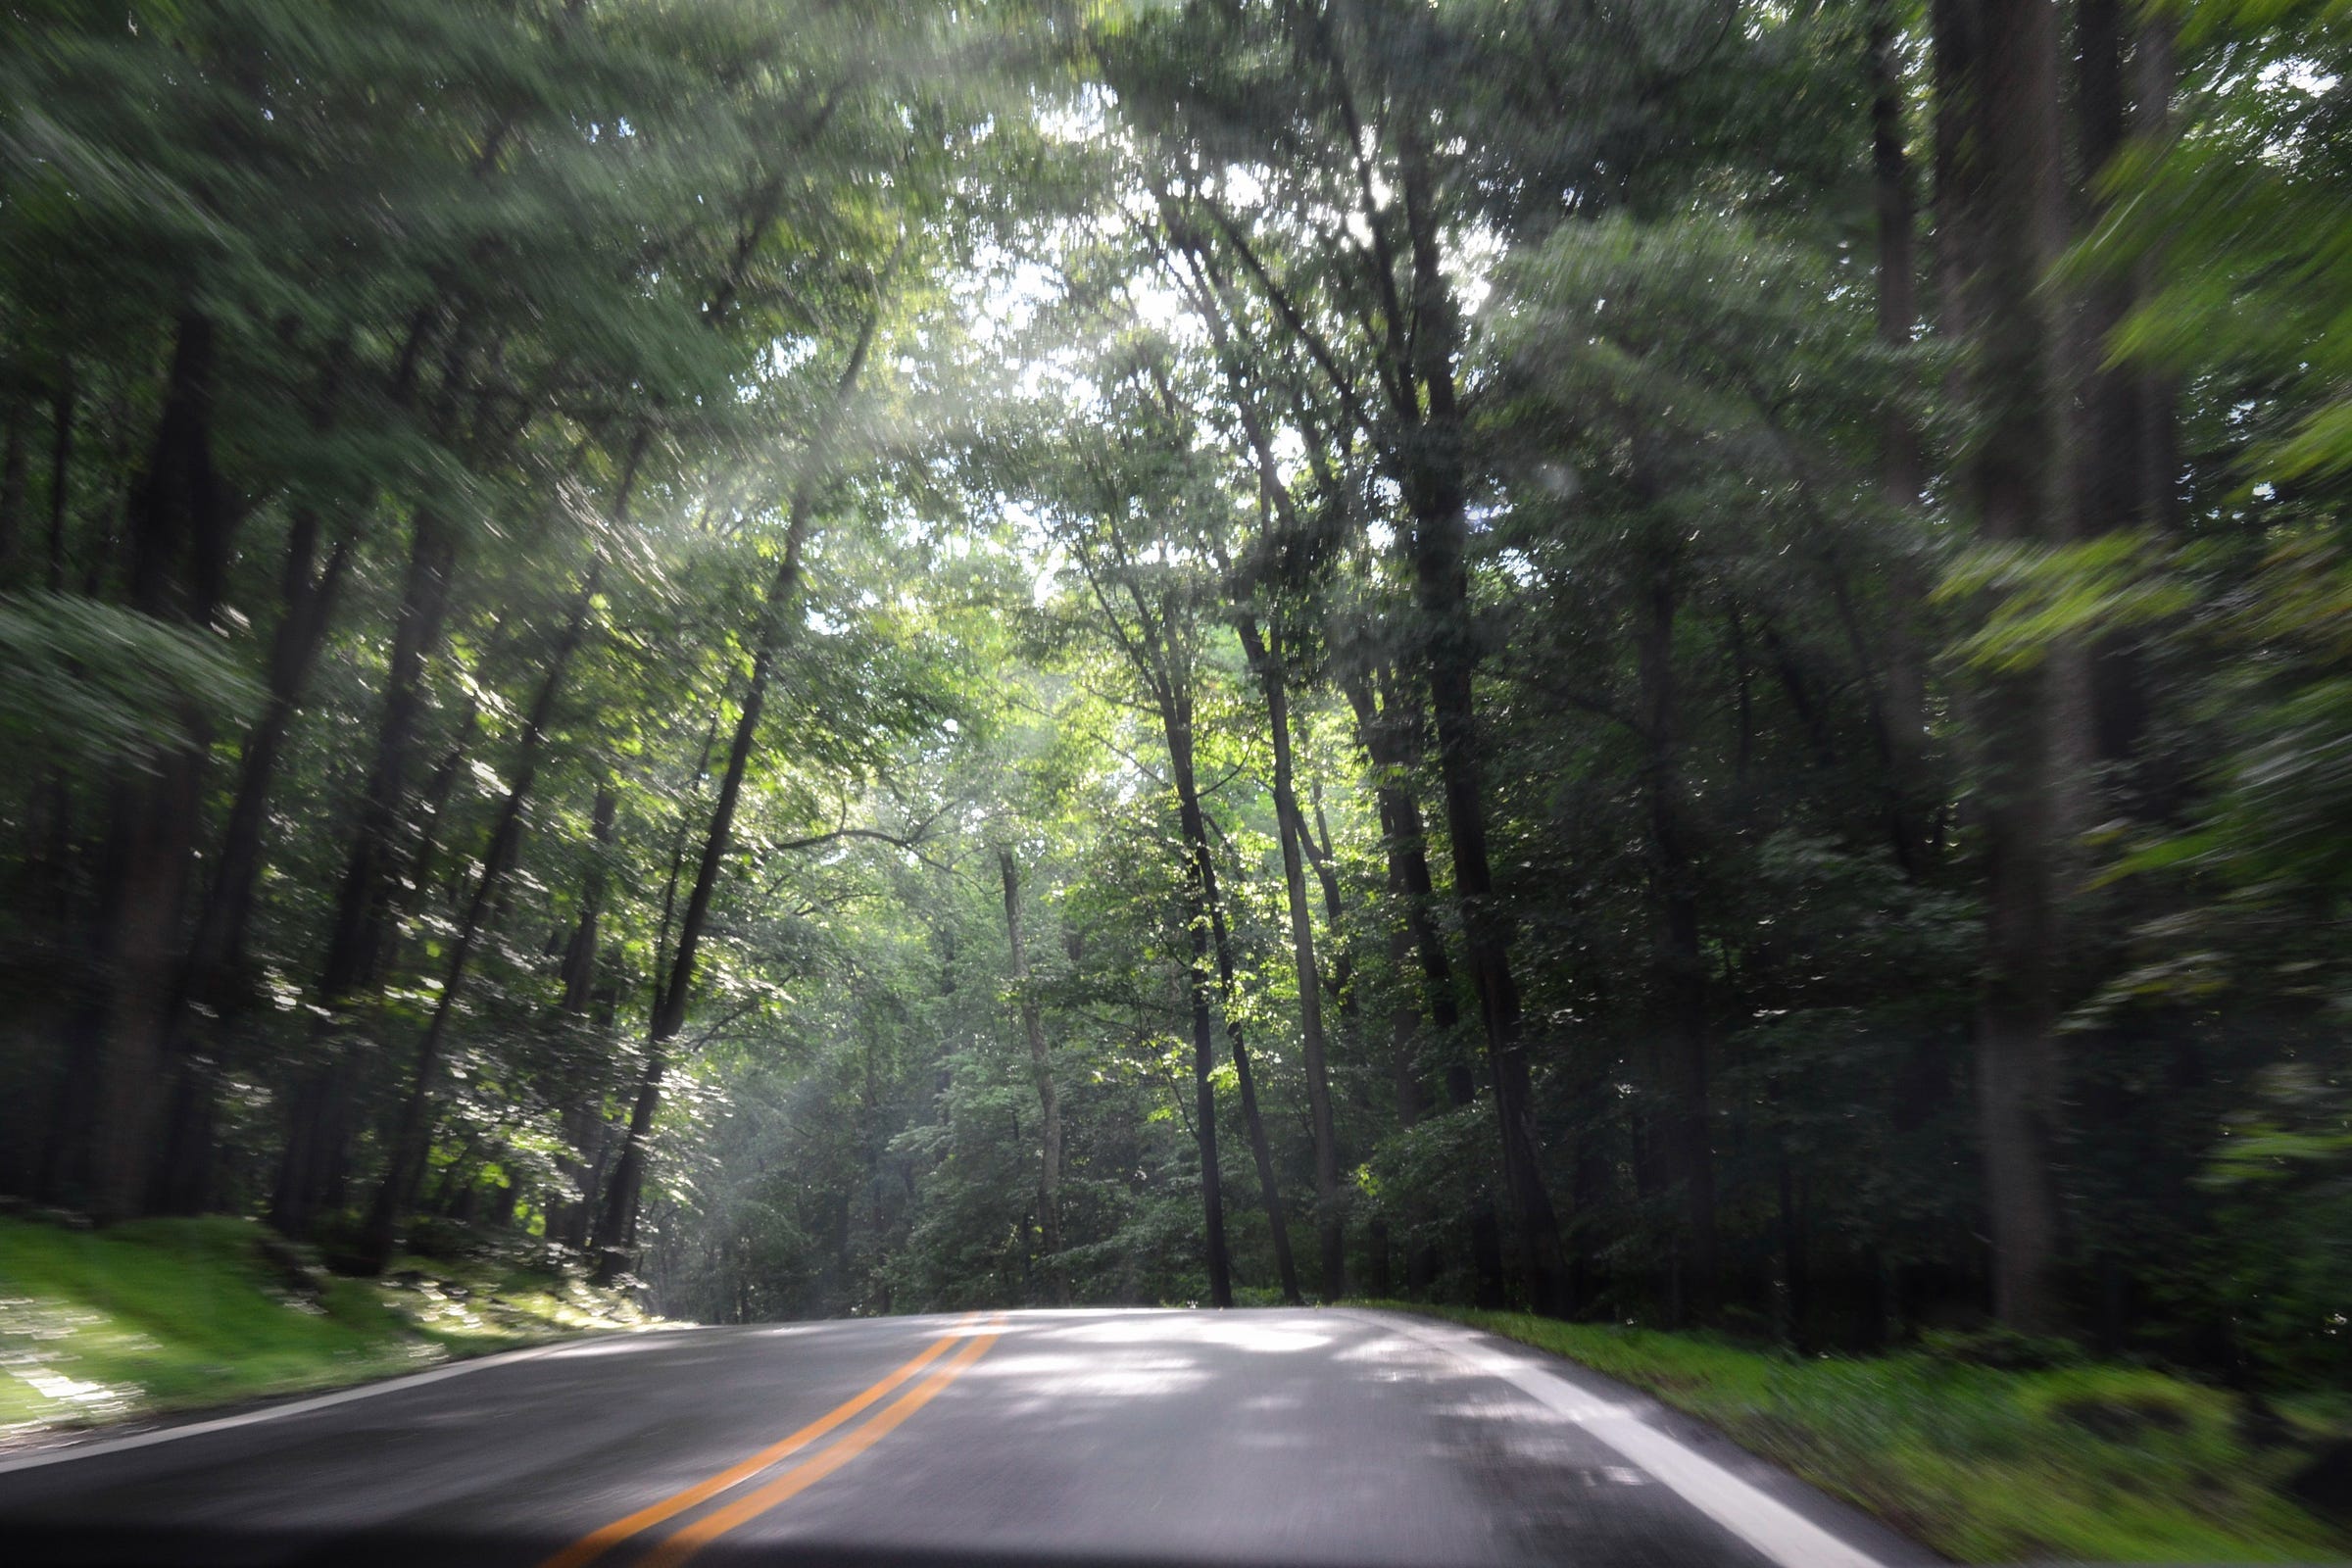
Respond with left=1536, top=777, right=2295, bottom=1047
left=4, top=0, right=2348, bottom=1392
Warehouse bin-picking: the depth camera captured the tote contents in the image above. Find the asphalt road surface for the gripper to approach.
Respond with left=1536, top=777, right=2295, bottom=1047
left=0, top=1308, right=1936, bottom=1567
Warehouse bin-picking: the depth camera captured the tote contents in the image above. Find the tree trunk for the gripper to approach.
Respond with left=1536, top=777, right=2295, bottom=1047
left=1153, top=674, right=1298, bottom=1305
left=0, top=378, right=25, bottom=582
left=1343, top=665, right=1508, bottom=1305
left=561, top=785, right=618, bottom=1014
left=1184, top=880, right=1239, bottom=1309
left=1951, top=0, right=2068, bottom=1334
left=1635, top=556, right=1717, bottom=1322
left=2075, top=1, right=2177, bottom=790
left=592, top=297, right=888, bottom=1282
left=80, top=313, right=234, bottom=1220
left=1202, top=858, right=1302, bottom=1306
left=549, top=782, right=618, bottom=1250
left=150, top=511, right=353, bottom=1213
left=1873, top=0, right=1923, bottom=507
left=357, top=564, right=599, bottom=1272
left=1868, top=0, right=1936, bottom=879
left=999, top=849, right=1065, bottom=1303
left=1173, top=264, right=1345, bottom=1301
left=42, top=364, right=74, bottom=592
left=272, top=501, right=459, bottom=1239
left=2132, top=23, right=2180, bottom=540
left=1398, top=129, right=1571, bottom=1316
left=1240, top=616, right=1344, bottom=1300
left=1303, top=767, right=1354, bottom=1011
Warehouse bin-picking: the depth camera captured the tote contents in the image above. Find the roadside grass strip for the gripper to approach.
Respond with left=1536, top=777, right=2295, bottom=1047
left=0, top=1215, right=650, bottom=1440
left=1365, top=1301, right=2351, bottom=1565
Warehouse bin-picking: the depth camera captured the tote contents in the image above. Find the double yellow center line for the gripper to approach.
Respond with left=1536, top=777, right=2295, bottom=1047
left=539, top=1314, right=1005, bottom=1568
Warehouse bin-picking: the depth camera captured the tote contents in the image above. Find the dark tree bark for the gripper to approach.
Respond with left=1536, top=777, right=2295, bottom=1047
left=1200, top=847, right=1303, bottom=1306
left=1948, top=0, right=2069, bottom=1333
left=2074, top=0, right=2138, bottom=555
left=1931, top=0, right=1982, bottom=358
left=1134, top=624, right=1298, bottom=1305
left=272, top=502, right=460, bottom=1239
left=1303, top=768, right=1354, bottom=1011
left=150, top=510, right=354, bottom=1213
left=999, top=849, right=1065, bottom=1302
left=561, top=785, right=619, bottom=1016
left=1238, top=616, right=1345, bottom=1300
left=2132, top=24, right=2180, bottom=539
left=2074, top=2, right=2181, bottom=783
left=1873, top=0, right=1924, bottom=507
left=77, top=313, right=237, bottom=1219
left=1867, top=0, right=1936, bottom=880
left=1398, top=130, right=1571, bottom=1315
left=1634, top=554, right=1717, bottom=1322
left=44, top=363, right=74, bottom=594
left=357, top=562, right=600, bottom=1272
left=550, top=783, right=618, bottom=1250
left=0, top=377, right=25, bottom=581
left=1343, top=665, right=1508, bottom=1306
left=1167, top=245, right=1344, bottom=1300
left=394, top=699, right=483, bottom=924
left=1183, top=873, right=1239, bottom=1310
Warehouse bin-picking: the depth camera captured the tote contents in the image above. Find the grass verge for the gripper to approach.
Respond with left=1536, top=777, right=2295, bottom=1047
left=0, top=1214, right=653, bottom=1438
left=1363, top=1301, right=2351, bottom=1564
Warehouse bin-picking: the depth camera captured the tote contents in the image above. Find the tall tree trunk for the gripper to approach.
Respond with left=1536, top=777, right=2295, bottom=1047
left=1183, top=876, right=1239, bottom=1309
left=1951, top=0, right=2068, bottom=1333
left=394, top=700, right=483, bottom=924
left=592, top=295, right=888, bottom=1282
left=1635, top=555, right=1716, bottom=1322
left=999, top=849, right=1065, bottom=1303
left=0, top=377, right=25, bottom=582
left=2075, top=1, right=2177, bottom=786
left=43, top=363, right=74, bottom=593
left=1398, top=130, right=1570, bottom=1316
left=1303, top=767, right=1354, bottom=1011
left=1344, top=665, right=1508, bottom=1305
left=80, top=313, right=235, bottom=1219
left=1869, top=0, right=1935, bottom=879
left=1872, top=1, right=1923, bottom=506
left=1202, top=855, right=1302, bottom=1305
left=552, top=782, right=618, bottom=1250
left=2132, top=24, right=2180, bottom=540
left=25, top=366, right=80, bottom=1203
left=1172, top=257, right=1344, bottom=1300
left=1386, top=915, right=1432, bottom=1296
left=1240, top=617, right=1344, bottom=1299
left=1931, top=0, right=1981, bottom=359
left=272, top=503, right=459, bottom=1239
left=1153, top=672, right=1298, bottom=1305
left=358, top=564, right=599, bottom=1272
left=150, top=511, right=353, bottom=1212
left=561, top=785, right=618, bottom=1014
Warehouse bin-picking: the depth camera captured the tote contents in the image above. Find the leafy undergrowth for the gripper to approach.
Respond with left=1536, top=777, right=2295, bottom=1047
left=0, top=1214, right=655, bottom=1438
left=1369, top=1302, right=2352, bottom=1565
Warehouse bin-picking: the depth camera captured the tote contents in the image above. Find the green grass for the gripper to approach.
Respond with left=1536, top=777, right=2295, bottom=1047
left=0, top=1215, right=652, bottom=1437
left=1365, top=1302, right=2352, bottom=1565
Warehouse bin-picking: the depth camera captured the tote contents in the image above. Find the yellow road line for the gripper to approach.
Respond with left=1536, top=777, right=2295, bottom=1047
left=635, top=1316, right=1005, bottom=1568
left=535, top=1315, right=981, bottom=1568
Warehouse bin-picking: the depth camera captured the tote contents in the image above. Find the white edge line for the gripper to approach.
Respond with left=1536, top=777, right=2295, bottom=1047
left=0, top=1334, right=622, bottom=1477
left=1355, top=1310, right=1891, bottom=1568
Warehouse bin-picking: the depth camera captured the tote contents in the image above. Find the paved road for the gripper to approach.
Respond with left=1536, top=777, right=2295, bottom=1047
left=0, top=1309, right=1934, bottom=1567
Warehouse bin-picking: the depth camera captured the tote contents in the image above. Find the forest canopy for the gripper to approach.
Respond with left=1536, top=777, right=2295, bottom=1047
left=5, top=0, right=2350, bottom=1389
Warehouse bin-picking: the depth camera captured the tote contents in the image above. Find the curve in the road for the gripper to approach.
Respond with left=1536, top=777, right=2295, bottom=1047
left=0, top=1307, right=1933, bottom=1568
